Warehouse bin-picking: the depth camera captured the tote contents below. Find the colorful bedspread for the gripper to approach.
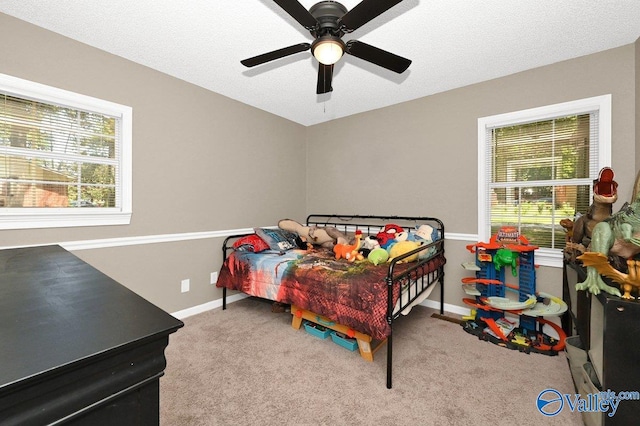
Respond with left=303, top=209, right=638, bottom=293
left=217, top=247, right=445, bottom=340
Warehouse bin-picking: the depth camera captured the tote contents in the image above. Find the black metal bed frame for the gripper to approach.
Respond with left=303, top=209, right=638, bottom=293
left=220, top=214, right=445, bottom=389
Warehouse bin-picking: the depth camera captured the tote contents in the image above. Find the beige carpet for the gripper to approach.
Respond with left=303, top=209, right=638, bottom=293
left=160, top=298, right=583, bottom=425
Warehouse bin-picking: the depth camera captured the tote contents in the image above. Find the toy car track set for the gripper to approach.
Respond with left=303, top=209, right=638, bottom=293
left=461, top=227, right=567, bottom=355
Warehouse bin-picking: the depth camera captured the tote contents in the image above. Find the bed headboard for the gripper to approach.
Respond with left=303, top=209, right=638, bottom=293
left=222, top=214, right=445, bottom=260
left=305, top=214, right=444, bottom=237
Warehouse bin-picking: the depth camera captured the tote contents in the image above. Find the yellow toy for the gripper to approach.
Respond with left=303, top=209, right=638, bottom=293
left=388, top=240, right=423, bottom=263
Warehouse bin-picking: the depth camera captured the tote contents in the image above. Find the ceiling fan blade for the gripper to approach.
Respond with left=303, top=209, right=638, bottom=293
left=345, top=40, right=411, bottom=73
left=274, top=0, right=318, bottom=30
left=339, top=0, right=404, bottom=32
left=241, top=43, right=311, bottom=67
left=316, top=63, right=334, bottom=94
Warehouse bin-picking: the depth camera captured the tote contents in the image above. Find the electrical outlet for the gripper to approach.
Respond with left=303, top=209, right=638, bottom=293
left=181, top=279, right=190, bottom=293
left=210, top=272, right=218, bottom=284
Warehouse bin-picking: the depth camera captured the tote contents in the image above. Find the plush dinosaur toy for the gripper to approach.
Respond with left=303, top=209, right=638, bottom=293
left=334, top=230, right=364, bottom=262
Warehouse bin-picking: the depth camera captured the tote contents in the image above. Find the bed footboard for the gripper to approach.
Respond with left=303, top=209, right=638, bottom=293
left=220, top=233, right=253, bottom=310
left=306, top=214, right=446, bottom=389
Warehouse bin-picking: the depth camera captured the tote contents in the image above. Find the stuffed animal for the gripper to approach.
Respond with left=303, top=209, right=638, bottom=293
left=415, top=224, right=435, bottom=241
left=368, top=247, right=389, bottom=265
left=361, top=236, right=380, bottom=250
left=333, top=230, right=364, bottom=262
left=321, top=226, right=350, bottom=246
left=278, top=219, right=347, bottom=248
left=360, top=236, right=380, bottom=257
left=388, top=240, right=423, bottom=263
left=384, top=231, right=408, bottom=252
left=377, top=224, right=404, bottom=249
left=414, top=224, right=437, bottom=258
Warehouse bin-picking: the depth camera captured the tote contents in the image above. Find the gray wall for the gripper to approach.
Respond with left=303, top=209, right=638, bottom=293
left=1, top=12, right=638, bottom=315
left=0, top=13, right=307, bottom=313
left=306, top=43, right=638, bottom=309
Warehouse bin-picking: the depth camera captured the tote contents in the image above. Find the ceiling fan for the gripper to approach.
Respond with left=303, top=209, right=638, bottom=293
left=241, top=0, right=412, bottom=94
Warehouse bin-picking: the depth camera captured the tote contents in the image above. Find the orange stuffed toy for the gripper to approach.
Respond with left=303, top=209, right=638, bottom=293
left=333, top=230, right=364, bottom=262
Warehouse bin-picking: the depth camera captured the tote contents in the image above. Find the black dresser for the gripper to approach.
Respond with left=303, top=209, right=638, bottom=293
left=0, top=245, right=183, bottom=425
left=562, top=259, right=640, bottom=425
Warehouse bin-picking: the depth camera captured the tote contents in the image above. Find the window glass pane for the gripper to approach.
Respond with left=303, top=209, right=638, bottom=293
left=0, top=154, right=115, bottom=208
left=0, top=92, right=118, bottom=211
left=488, top=112, right=595, bottom=250
left=492, top=114, right=591, bottom=184
left=69, top=185, right=116, bottom=207
left=0, top=95, right=116, bottom=160
left=480, top=96, right=609, bottom=259
left=0, top=73, right=131, bottom=229
left=490, top=181, right=591, bottom=250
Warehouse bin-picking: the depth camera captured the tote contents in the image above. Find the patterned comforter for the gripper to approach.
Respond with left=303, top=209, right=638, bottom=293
left=217, top=247, right=445, bottom=340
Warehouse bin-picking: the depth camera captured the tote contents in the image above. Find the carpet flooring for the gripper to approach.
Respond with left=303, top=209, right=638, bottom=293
left=160, top=298, right=584, bottom=425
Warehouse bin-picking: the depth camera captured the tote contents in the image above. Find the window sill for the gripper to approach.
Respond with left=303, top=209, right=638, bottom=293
left=0, top=210, right=132, bottom=230
left=534, top=247, right=563, bottom=268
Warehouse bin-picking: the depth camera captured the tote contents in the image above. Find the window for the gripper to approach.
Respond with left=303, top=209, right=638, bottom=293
left=478, top=95, right=611, bottom=267
left=0, top=73, right=132, bottom=229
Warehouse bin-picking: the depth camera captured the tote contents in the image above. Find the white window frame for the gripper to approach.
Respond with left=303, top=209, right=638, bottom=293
left=0, top=73, right=132, bottom=229
left=478, top=95, right=611, bottom=267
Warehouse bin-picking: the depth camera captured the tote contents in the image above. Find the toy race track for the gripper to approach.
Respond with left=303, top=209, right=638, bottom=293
left=460, top=226, right=567, bottom=355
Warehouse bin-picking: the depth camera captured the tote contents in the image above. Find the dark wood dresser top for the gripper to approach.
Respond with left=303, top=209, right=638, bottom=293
left=0, top=244, right=184, bottom=391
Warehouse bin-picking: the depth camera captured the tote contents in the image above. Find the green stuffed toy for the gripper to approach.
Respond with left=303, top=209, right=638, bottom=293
left=368, top=247, right=389, bottom=265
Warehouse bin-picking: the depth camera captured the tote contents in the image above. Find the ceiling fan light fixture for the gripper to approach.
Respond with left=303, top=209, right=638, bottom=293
left=311, top=36, right=345, bottom=65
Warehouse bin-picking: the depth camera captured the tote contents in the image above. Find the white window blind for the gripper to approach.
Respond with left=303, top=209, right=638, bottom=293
left=0, top=73, right=132, bottom=229
left=478, top=95, right=611, bottom=266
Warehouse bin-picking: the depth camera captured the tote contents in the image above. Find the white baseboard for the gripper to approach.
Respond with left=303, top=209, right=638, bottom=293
left=171, top=293, right=248, bottom=319
left=421, top=299, right=470, bottom=318
left=172, top=294, right=469, bottom=321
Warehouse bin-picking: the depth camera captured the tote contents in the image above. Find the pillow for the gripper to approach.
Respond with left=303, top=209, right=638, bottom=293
left=254, top=227, right=299, bottom=252
left=232, top=234, right=270, bottom=253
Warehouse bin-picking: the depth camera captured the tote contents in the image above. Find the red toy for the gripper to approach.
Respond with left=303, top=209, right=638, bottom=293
left=376, top=223, right=404, bottom=249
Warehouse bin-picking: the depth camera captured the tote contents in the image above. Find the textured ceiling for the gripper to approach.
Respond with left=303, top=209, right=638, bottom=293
left=1, top=0, right=639, bottom=126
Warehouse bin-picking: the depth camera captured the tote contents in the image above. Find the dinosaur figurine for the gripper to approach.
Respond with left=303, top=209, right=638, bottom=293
left=562, top=167, right=618, bottom=260
left=578, top=254, right=640, bottom=299
left=333, top=230, right=364, bottom=262
left=576, top=169, right=640, bottom=297
left=493, top=248, right=518, bottom=277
